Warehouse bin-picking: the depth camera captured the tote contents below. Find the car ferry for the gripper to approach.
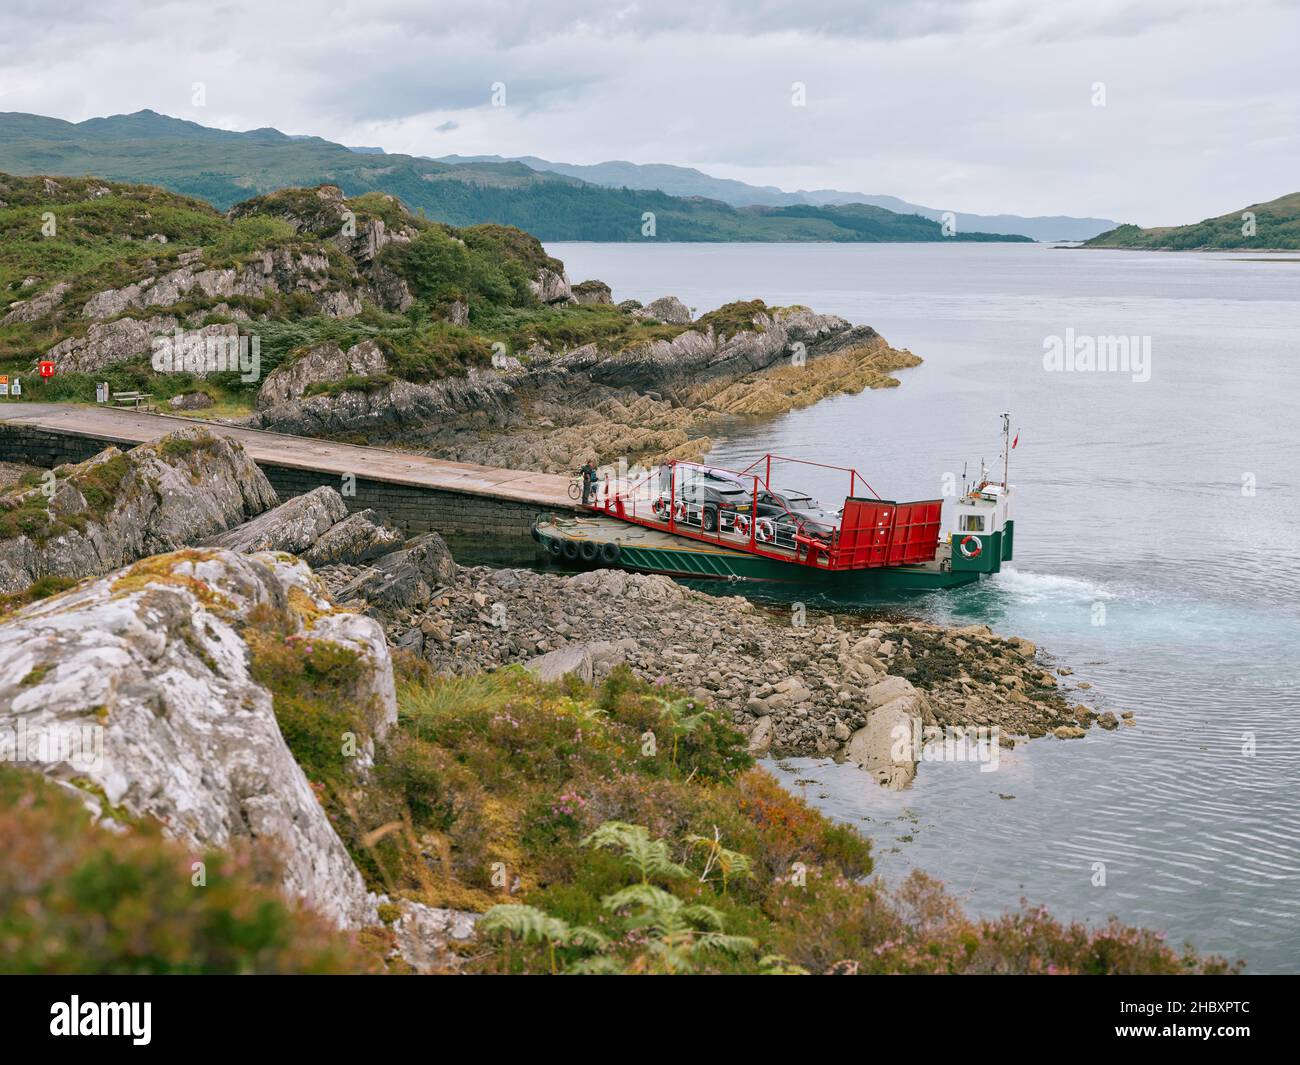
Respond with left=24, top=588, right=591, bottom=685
left=533, top=415, right=1017, bottom=593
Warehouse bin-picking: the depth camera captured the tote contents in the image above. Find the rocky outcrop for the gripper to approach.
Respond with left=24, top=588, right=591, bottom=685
left=580, top=305, right=882, bottom=395
left=79, top=247, right=341, bottom=321
left=206, top=486, right=403, bottom=568
left=0, top=549, right=394, bottom=928
left=243, top=369, right=515, bottom=441
left=45, top=315, right=179, bottom=375
left=241, top=304, right=919, bottom=473
left=257, top=339, right=389, bottom=409
left=1, top=280, right=70, bottom=325
left=205, top=485, right=349, bottom=555
left=223, top=186, right=418, bottom=315
left=0, top=429, right=279, bottom=596
left=25, top=184, right=434, bottom=377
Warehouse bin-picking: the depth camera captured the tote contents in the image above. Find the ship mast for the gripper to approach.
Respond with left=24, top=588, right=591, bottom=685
left=1000, top=411, right=1011, bottom=488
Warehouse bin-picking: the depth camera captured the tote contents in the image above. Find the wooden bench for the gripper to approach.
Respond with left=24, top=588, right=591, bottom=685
left=111, top=391, right=156, bottom=412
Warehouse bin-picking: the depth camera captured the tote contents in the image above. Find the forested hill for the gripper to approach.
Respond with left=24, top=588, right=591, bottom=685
left=1083, top=192, right=1300, bottom=250
left=0, top=110, right=1030, bottom=243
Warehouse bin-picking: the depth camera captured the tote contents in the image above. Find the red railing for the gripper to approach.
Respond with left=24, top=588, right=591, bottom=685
left=593, top=455, right=942, bottom=571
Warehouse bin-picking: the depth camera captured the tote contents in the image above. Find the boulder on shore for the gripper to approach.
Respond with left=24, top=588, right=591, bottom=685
left=335, top=531, right=458, bottom=611
left=524, top=639, right=637, bottom=684
left=303, top=509, right=403, bottom=567
left=572, top=280, right=613, bottom=305
left=845, top=692, right=923, bottom=790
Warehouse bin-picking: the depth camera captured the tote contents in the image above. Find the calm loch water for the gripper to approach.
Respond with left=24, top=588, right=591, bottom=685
left=548, top=241, right=1300, bottom=972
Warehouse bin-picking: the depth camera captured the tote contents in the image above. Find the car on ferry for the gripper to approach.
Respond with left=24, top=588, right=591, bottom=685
left=652, top=467, right=754, bottom=532
left=753, top=488, right=840, bottom=549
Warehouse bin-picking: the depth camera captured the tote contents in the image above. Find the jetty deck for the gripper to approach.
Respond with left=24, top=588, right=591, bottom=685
left=0, top=403, right=572, bottom=508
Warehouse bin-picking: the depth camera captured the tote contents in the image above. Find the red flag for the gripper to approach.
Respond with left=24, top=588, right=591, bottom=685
left=1012, top=430, right=1019, bottom=449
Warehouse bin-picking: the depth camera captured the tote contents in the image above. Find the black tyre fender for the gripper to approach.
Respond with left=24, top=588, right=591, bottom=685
left=579, top=540, right=599, bottom=562
left=599, top=541, right=620, bottom=564
left=562, top=539, right=580, bottom=562
left=547, top=537, right=564, bottom=558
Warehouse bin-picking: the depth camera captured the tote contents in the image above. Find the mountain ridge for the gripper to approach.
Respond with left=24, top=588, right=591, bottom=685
left=433, top=152, right=1118, bottom=241
left=0, top=110, right=1031, bottom=244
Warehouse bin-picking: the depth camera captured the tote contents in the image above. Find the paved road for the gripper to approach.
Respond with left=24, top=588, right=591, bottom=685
left=0, top=403, right=572, bottom=507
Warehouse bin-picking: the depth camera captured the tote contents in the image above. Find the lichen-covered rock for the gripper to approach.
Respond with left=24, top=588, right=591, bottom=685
left=523, top=639, right=637, bottom=684
left=0, top=429, right=279, bottom=596
left=206, top=485, right=348, bottom=555
left=0, top=549, right=395, bottom=928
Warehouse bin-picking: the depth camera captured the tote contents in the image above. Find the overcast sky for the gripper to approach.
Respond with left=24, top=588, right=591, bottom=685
left=1, top=0, right=1296, bottom=224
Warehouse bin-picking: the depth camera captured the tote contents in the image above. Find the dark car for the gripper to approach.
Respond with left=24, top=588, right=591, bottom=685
left=753, top=488, right=840, bottom=549
left=653, top=467, right=754, bottom=532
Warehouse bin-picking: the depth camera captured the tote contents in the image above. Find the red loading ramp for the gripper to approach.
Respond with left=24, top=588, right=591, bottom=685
left=835, top=497, right=942, bottom=569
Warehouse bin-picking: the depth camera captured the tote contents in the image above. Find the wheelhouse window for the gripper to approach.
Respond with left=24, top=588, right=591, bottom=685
left=959, top=513, right=986, bottom=532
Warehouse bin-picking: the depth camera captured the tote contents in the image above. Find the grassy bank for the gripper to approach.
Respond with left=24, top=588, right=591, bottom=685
left=262, top=652, right=1239, bottom=975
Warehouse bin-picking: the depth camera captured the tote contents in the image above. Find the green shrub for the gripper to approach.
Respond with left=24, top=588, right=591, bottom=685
left=0, top=768, right=367, bottom=974
left=246, top=629, right=368, bottom=791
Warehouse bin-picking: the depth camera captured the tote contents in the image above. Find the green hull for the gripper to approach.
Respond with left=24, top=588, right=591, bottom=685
left=536, top=529, right=979, bottom=592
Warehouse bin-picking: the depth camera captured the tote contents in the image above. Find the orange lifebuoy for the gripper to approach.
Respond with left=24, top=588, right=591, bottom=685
left=755, top=518, right=775, bottom=543
left=959, top=535, right=983, bottom=559
left=673, top=499, right=687, bottom=522
left=733, top=513, right=750, bottom=537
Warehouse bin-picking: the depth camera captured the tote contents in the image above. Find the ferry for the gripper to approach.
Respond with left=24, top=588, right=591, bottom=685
left=532, top=415, right=1017, bottom=593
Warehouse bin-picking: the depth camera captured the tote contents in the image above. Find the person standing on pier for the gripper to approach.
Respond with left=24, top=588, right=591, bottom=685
left=579, top=460, right=597, bottom=505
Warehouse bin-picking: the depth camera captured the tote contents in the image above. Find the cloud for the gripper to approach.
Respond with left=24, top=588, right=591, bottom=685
left=0, top=0, right=1296, bottom=223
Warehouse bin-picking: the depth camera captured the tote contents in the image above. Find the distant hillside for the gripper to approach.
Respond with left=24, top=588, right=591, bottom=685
left=436, top=152, right=1116, bottom=241
left=1083, top=192, right=1300, bottom=250
left=0, top=110, right=1028, bottom=244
